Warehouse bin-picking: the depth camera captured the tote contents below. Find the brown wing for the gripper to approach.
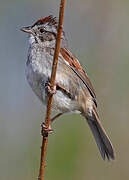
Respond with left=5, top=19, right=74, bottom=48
left=60, top=48, right=97, bottom=106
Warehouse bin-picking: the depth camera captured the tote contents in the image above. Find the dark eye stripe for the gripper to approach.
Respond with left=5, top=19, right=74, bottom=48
left=42, top=29, right=56, bottom=38
left=39, top=28, right=56, bottom=38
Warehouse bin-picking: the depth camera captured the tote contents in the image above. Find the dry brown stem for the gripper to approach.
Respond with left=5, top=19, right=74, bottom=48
left=38, top=0, right=66, bottom=179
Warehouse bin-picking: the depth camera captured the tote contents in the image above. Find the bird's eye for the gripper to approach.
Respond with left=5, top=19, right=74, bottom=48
left=40, top=28, right=44, bottom=33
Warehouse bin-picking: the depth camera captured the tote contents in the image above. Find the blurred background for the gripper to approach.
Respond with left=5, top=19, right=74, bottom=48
left=0, top=0, right=129, bottom=179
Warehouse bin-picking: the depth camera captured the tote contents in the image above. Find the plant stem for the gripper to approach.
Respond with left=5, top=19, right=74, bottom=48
left=38, top=0, right=66, bottom=179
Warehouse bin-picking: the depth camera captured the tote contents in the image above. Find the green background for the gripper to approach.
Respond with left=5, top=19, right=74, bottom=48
left=1, top=0, right=129, bottom=179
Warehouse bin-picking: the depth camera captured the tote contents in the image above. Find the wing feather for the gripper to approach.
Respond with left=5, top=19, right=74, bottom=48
left=60, top=48, right=97, bottom=106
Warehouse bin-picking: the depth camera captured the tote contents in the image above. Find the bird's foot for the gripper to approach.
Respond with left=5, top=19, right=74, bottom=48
left=41, top=122, right=54, bottom=137
left=45, top=82, right=56, bottom=95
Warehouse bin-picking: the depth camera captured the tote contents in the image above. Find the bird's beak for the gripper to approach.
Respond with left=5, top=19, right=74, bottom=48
left=20, top=26, right=33, bottom=34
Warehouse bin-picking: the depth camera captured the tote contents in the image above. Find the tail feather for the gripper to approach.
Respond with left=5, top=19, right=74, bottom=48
left=84, top=107, right=115, bottom=160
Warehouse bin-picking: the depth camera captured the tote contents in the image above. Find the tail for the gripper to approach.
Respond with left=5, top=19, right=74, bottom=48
left=83, top=107, right=115, bottom=160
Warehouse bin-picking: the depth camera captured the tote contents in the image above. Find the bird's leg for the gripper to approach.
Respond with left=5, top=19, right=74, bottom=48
left=50, top=113, right=63, bottom=123
left=41, top=113, right=63, bottom=137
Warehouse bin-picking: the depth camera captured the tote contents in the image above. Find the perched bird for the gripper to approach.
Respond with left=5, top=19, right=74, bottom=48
left=21, top=15, right=115, bottom=160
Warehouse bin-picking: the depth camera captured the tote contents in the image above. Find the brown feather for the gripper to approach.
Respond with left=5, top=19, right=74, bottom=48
left=32, top=15, right=57, bottom=27
left=60, top=48, right=97, bottom=106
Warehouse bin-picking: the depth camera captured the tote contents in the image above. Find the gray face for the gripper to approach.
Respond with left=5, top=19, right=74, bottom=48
left=21, top=18, right=58, bottom=43
left=32, top=23, right=57, bottom=42
left=21, top=16, right=67, bottom=47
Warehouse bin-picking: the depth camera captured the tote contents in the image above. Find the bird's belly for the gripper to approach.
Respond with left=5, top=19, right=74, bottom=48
left=25, top=63, right=78, bottom=113
left=52, top=91, right=76, bottom=113
left=25, top=63, right=44, bottom=102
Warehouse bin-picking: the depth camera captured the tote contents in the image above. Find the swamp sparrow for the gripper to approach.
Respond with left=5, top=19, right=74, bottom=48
left=21, top=15, right=115, bottom=160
